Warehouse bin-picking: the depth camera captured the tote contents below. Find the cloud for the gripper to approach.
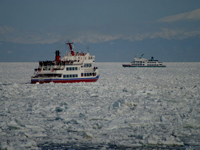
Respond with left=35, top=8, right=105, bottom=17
left=0, top=26, right=60, bottom=44
left=68, top=33, right=123, bottom=44
left=0, top=25, right=124, bottom=44
left=158, top=8, right=200, bottom=23
left=122, top=28, right=200, bottom=41
left=149, top=28, right=200, bottom=40
left=1, top=22, right=200, bottom=45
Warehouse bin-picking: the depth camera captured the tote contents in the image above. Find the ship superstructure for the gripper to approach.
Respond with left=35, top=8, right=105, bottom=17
left=122, top=54, right=166, bottom=67
left=31, top=43, right=99, bottom=84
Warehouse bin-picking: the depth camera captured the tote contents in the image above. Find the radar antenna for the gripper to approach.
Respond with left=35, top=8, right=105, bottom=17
left=87, top=46, right=89, bottom=52
left=139, top=54, right=144, bottom=59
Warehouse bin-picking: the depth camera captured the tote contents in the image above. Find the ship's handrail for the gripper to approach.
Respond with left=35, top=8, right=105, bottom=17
left=39, top=60, right=82, bottom=66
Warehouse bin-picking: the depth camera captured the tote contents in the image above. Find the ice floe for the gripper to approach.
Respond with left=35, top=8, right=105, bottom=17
left=0, top=62, right=200, bottom=149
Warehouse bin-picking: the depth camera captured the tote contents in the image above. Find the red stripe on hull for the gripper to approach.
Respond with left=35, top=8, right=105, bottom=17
left=31, top=78, right=99, bottom=84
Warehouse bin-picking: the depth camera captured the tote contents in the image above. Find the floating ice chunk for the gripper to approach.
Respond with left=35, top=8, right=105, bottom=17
left=83, top=131, right=93, bottom=140
left=146, top=90, right=156, bottom=95
left=20, top=140, right=37, bottom=148
left=32, top=133, right=47, bottom=138
left=8, top=120, right=21, bottom=130
left=13, top=83, right=19, bottom=88
left=147, top=139, right=158, bottom=145
left=15, top=118, right=25, bottom=127
left=90, top=93, right=98, bottom=97
left=55, top=107, right=63, bottom=112
left=0, top=129, right=6, bottom=136
left=25, top=125, right=46, bottom=132
left=24, top=132, right=32, bottom=138
left=122, top=87, right=128, bottom=92
left=125, top=102, right=137, bottom=107
left=117, top=99, right=127, bottom=105
left=113, top=101, right=120, bottom=108
left=93, top=123, right=103, bottom=129
left=0, top=142, right=7, bottom=150
left=79, top=113, right=86, bottom=118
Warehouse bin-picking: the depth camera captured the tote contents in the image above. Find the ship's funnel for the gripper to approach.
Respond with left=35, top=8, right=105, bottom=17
left=55, top=50, right=61, bottom=62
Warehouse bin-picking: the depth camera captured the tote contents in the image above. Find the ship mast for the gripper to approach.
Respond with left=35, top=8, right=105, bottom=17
left=66, top=42, right=75, bottom=56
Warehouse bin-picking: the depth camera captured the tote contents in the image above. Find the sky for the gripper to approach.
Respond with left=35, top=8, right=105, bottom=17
left=0, top=0, right=200, bottom=62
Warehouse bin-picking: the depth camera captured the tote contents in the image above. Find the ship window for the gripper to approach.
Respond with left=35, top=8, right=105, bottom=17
left=84, top=63, right=92, bottom=68
left=38, top=74, right=61, bottom=78
left=75, top=67, right=78, bottom=70
left=81, top=73, right=83, bottom=76
left=84, top=73, right=86, bottom=76
left=72, top=67, right=74, bottom=70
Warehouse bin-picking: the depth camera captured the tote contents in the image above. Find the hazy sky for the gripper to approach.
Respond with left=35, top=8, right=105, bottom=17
left=0, top=0, right=200, bottom=62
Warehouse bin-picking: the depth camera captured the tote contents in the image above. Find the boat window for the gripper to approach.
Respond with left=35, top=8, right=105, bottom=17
left=63, top=74, right=78, bottom=78
left=66, top=67, right=79, bottom=71
left=37, top=74, right=61, bottom=78
left=84, top=63, right=92, bottom=67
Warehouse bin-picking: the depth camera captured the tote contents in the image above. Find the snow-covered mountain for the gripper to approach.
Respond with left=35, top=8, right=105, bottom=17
left=1, top=36, right=200, bottom=62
